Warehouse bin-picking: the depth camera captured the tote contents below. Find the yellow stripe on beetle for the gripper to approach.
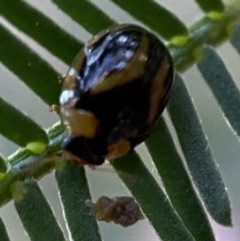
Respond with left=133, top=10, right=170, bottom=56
left=148, top=56, right=171, bottom=125
left=60, top=108, right=100, bottom=139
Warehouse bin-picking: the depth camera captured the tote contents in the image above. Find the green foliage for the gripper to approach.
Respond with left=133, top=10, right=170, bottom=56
left=194, top=0, right=225, bottom=13
left=111, top=0, right=189, bottom=41
left=52, top=0, right=115, bottom=34
left=55, top=162, right=102, bottom=241
left=146, top=117, right=215, bottom=241
left=231, top=22, right=240, bottom=52
left=0, top=1, right=240, bottom=241
left=0, top=0, right=82, bottom=64
left=0, top=155, right=7, bottom=173
left=114, top=152, right=195, bottom=241
left=0, top=96, right=48, bottom=149
left=14, top=179, right=66, bottom=241
left=167, top=74, right=231, bottom=226
left=0, top=25, right=59, bottom=105
left=0, top=218, right=10, bottom=241
left=198, top=46, right=240, bottom=136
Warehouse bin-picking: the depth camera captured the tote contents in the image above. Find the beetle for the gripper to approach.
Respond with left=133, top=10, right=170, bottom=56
left=59, top=24, right=174, bottom=166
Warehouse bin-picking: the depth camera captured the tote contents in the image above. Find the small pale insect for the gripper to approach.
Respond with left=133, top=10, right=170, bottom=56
left=59, top=24, right=174, bottom=165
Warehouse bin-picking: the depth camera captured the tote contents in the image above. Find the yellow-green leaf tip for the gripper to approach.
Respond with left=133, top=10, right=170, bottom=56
left=226, top=23, right=236, bottom=38
left=192, top=46, right=204, bottom=63
left=10, top=180, right=25, bottom=201
left=207, top=11, right=224, bottom=20
left=26, top=142, right=47, bottom=154
left=54, top=153, right=67, bottom=171
left=170, top=35, right=189, bottom=47
left=0, top=172, right=6, bottom=180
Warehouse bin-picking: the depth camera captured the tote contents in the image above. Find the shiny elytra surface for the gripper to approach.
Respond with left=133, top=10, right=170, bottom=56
left=59, top=24, right=174, bottom=165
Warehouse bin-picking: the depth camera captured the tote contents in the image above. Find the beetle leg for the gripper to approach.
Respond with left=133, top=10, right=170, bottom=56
left=106, top=138, right=131, bottom=160
left=58, top=75, right=66, bottom=83
left=49, top=104, right=60, bottom=113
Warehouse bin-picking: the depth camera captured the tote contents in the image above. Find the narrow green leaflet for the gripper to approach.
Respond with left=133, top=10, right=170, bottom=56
left=230, top=21, right=240, bottom=54
left=0, top=219, right=10, bottom=241
left=55, top=162, right=102, bottom=241
left=51, top=0, right=115, bottom=34
left=0, top=218, right=10, bottom=241
left=113, top=151, right=194, bottom=241
left=0, top=96, right=48, bottom=149
left=14, top=179, right=66, bottom=241
left=111, top=0, right=188, bottom=41
left=198, top=45, right=240, bottom=136
left=0, top=171, right=16, bottom=207
left=167, top=74, right=232, bottom=226
left=0, top=25, right=59, bottom=105
left=0, top=0, right=82, bottom=65
left=146, top=118, right=215, bottom=241
left=0, top=155, right=7, bottom=173
left=194, top=0, right=224, bottom=14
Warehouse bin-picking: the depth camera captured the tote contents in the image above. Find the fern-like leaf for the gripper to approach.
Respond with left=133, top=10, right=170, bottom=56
left=0, top=1, right=240, bottom=241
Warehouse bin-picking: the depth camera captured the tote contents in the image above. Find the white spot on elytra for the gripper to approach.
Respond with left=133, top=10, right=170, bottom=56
left=60, top=90, right=74, bottom=105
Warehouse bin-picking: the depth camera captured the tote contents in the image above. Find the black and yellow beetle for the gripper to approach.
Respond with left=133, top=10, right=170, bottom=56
left=59, top=24, right=174, bottom=166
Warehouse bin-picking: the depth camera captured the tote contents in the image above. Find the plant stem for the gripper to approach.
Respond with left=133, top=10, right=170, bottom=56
left=169, top=8, right=240, bottom=71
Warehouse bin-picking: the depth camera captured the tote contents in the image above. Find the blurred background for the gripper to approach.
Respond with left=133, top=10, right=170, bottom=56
left=0, top=0, right=240, bottom=240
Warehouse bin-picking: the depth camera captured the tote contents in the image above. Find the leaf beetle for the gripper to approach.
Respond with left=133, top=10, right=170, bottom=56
left=59, top=24, right=174, bottom=165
